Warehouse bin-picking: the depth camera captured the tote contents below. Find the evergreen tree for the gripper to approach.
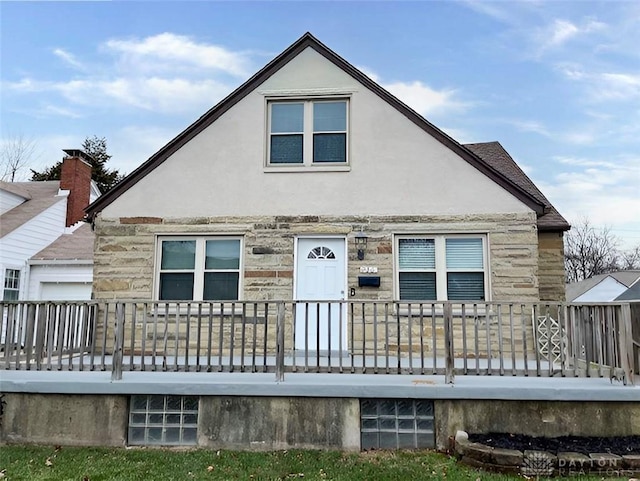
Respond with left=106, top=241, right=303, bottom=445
left=31, top=135, right=123, bottom=193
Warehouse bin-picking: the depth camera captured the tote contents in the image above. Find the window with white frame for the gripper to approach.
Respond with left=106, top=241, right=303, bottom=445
left=268, top=99, right=348, bottom=165
left=156, top=237, right=242, bottom=301
left=396, top=235, right=487, bottom=301
left=3, top=268, right=20, bottom=301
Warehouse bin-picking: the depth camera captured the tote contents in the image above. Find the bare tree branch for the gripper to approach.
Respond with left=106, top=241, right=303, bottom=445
left=0, top=134, right=38, bottom=182
left=620, top=246, right=640, bottom=270
left=564, top=218, right=621, bottom=283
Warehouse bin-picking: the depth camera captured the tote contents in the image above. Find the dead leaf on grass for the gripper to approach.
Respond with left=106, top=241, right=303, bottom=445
left=45, top=458, right=53, bottom=467
left=0, top=469, right=6, bottom=478
left=207, top=465, right=214, bottom=472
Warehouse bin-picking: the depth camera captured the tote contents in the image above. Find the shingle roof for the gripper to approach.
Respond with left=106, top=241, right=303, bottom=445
left=0, top=181, right=63, bottom=237
left=615, top=281, right=640, bottom=301
left=464, top=142, right=570, bottom=231
left=0, top=180, right=33, bottom=200
left=30, top=223, right=94, bottom=262
left=86, top=32, right=550, bottom=221
left=566, top=270, right=640, bottom=301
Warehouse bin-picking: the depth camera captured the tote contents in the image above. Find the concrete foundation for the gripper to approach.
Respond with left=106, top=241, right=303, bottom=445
left=435, top=400, right=640, bottom=446
left=198, top=397, right=360, bottom=450
left=1, top=393, right=128, bottom=446
left=1, top=373, right=638, bottom=450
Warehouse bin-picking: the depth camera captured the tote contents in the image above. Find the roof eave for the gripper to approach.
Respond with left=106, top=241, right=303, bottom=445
left=538, top=223, right=571, bottom=232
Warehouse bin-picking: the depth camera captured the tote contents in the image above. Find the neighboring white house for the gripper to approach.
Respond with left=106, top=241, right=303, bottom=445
left=566, top=270, right=640, bottom=302
left=0, top=150, right=100, bottom=301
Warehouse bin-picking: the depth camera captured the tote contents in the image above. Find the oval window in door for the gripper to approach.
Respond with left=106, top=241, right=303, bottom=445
left=307, top=246, right=336, bottom=259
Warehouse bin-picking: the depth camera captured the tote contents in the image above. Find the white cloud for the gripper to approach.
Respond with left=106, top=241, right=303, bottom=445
left=357, top=66, right=470, bottom=117
left=562, top=131, right=597, bottom=145
left=7, top=77, right=232, bottom=113
left=103, top=33, right=250, bottom=77
left=557, top=65, right=640, bottom=102
left=534, top=18, right=606, bottom=54
left=557, top=64, right=587, bottom=81
left=5, top=34, right=252, bottom=118
left=597, top=72, right=640, bottom=99
left=510, top=119, right=551, bottom=137
left=40, top=104, right=83, bottom=119
left=461, top=0, right=519, bottom=24
left=554, top=156, right=616, bottom=169
left=439, top=126, right=477, bottom=145
left=539, top=155, right=640, bottom=235
left=52, top=48, right=85, bottom=71
left=383, top=80, right=468, bottom=117
left=503, top=118, right=599, bottom=145
left=546, top=19, right=580, bottom=47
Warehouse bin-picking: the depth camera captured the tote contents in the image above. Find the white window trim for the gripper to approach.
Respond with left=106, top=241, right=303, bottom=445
left=394, top=234, right=490, bottom=302
left=154, top=235, right=244, bottom=302
left=3, top=267, right=22, bottom=301
left=265, top=97, right=350, bottom=171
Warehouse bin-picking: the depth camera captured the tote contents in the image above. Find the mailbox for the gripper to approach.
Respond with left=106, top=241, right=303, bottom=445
left=358, top=276, right=381, bottom=287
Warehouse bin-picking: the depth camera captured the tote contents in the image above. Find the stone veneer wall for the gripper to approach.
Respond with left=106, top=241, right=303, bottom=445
left=537, top=232, right=566, bottom=302
left=92, top=213, right=541, bottom=302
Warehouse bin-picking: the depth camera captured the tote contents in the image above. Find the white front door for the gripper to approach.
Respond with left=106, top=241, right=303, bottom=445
left=295, top=237, right=347, bottom=353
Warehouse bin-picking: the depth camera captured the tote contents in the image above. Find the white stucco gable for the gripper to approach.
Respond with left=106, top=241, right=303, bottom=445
left=100, top=44, right=537, bottom=220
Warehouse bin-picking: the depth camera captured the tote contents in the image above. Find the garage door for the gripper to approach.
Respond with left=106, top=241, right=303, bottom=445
left=40, top=282, right=92, bottom=301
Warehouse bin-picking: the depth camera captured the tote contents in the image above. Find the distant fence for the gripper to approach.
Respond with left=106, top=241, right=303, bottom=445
left=1, top=300, right=636, bottom=385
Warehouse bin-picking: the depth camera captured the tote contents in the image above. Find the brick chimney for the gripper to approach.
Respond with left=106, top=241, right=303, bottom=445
left=60, top=149, right=93, bottom=227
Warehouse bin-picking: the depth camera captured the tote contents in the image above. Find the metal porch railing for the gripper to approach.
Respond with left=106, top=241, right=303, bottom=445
left=1, top=300, right=637, bottom=385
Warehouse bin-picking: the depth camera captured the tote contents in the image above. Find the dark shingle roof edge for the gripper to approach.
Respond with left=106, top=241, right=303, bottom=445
left=85, top=32, right=546, bottom=220
left=464, top=141, right=570, bottom=232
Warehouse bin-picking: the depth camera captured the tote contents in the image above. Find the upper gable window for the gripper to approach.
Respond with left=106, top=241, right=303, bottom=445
left=268, top=99, right=348, bottom=166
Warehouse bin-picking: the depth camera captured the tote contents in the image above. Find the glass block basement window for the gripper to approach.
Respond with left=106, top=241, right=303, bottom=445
left=129, top=395, right=199, bottom=446
left=361, top=399, right=434, bottom=449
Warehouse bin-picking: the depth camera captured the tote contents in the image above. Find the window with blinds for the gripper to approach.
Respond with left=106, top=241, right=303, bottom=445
left=445, top=238, right=485, bottom=300
left=398, top=239, right=436, bottom=300
left=397, top=235, right=486, bottom=301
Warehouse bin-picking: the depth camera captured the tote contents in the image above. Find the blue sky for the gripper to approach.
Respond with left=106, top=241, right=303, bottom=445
left=1, top=1, right=639, bottom=248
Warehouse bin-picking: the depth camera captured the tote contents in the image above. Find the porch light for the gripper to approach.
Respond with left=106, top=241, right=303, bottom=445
left=355, top=230, right=368, bottom=260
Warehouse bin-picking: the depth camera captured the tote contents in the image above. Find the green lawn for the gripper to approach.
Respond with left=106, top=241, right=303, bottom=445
left=0, top=445, right=620, bottom=481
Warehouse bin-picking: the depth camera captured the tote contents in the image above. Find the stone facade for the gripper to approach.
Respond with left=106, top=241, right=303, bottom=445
left=93, top=212, right=544, bottom=302
left=538, top=232, right=566, bottom=302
